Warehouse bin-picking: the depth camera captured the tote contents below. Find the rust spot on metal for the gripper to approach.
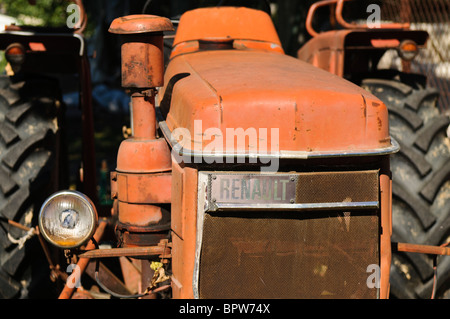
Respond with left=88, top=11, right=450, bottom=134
left=361, top=94, right=367, bottom=118
left=377, top=117, right=383, bottom=131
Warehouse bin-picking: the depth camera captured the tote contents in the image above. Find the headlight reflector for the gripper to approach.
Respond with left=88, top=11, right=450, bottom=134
left=38, top=190, right=98, bottom=249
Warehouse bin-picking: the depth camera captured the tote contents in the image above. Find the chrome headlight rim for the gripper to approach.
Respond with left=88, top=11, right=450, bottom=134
left=38, top=190, right=98, bottom=249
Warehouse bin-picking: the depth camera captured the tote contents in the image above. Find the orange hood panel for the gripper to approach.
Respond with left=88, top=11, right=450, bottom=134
left=158, top=49, right=394, bottom=157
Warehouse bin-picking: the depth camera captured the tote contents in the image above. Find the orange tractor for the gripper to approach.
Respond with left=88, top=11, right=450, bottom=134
left=1, top=1, right=449, bottom=299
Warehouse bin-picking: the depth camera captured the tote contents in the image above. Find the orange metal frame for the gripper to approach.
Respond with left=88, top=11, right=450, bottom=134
left=299, top=0, right=427, bottom=78
left=305, top=0, right=409, bottom=38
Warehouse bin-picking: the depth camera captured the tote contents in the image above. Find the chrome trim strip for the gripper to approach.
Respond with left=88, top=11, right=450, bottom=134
left=193, top=172, right=209, bottom=299
left=210, top=201, right=379, bottom=212
left=159, top=120, right=400, bottom=160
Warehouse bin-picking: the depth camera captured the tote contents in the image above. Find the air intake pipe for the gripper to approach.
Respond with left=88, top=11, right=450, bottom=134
left=109, top=15, right=174, bottom=247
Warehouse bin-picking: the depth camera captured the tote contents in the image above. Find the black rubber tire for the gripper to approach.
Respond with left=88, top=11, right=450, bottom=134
left=361, top=76, right=450, bottom=299
left=0, top=75, right=63, bottom=298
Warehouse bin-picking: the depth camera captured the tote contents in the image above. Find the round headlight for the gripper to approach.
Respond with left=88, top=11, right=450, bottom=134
left=38, top=190, right=98, bottom=249
left=398, top=40, right=418, bottom=61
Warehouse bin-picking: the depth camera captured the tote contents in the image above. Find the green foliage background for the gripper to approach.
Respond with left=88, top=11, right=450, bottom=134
left=0, top=0, right=98, bottom=71
left=0, top=0, right=71, bottom=26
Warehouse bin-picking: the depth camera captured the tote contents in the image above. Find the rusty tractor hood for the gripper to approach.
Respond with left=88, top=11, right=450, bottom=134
left=157, top=9, right=398, bottom=160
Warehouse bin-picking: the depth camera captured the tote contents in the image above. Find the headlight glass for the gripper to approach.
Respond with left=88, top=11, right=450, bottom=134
left=38, top=190, right=98, bottom=249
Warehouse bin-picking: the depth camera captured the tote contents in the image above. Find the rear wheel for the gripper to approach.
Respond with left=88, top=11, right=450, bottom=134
left=0, top=75, right=63, bottom=298
left=361, top=75, right=450, bottom=299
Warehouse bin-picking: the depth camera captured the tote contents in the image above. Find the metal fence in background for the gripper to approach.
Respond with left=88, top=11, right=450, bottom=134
left=382, top=0, right=449, bottom=114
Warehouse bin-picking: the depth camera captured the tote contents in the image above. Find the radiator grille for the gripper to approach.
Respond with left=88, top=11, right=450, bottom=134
left=197, top=170, right=380, bottom=299
left=198, top=211, right=379, bottom=299
left=295, top=171, right=379, bottom=203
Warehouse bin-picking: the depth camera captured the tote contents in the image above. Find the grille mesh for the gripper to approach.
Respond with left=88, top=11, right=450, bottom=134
left=295, top=171, right=379, bottom=203
left=198, top=210, right=379, bottom=299
left=198, top=170, right=380, bottom=298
